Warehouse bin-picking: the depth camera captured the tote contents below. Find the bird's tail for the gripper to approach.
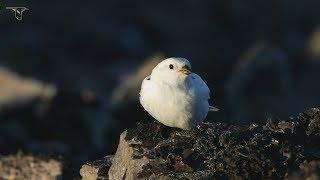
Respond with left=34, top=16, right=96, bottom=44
left=209, top=106, right=219, bottom=112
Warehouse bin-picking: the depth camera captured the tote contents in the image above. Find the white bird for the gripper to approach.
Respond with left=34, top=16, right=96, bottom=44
left=139, top=57, right=218, bottom=130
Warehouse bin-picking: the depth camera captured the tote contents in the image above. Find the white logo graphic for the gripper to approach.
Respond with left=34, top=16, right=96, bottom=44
left=6, top=7, right=29, bottom=20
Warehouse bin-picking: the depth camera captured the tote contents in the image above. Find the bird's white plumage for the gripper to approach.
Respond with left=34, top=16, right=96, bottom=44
left=139, top=57, right=215, bottom=130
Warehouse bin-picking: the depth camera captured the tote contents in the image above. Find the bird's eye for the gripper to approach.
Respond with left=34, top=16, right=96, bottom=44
left=169, top=64, right=174, bottom=69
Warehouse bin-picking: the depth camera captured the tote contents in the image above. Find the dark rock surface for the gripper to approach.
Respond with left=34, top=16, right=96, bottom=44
left=81, top=108, right=320, bottom=179
left=1, top=1, right=320, bottom=176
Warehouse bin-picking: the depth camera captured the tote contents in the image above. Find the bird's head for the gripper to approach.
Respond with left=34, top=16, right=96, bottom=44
left=151, top=57, right=192, bottom=85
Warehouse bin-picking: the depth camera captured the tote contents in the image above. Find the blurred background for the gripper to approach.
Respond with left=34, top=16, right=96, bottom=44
left=0, top=0, right=320, bottom=176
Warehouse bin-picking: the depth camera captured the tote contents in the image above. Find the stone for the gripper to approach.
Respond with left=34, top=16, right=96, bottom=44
left=307, top=26, right=320, bottom=60
left=0, top=152, right=62, bottom=180
left=225, top=42, right=291, bottom=122
left=108, top=131, right=149, bottom=180
left=0, top=67, right=56, bottom=110
left=80, top=155, right=113, bottom=180
left=83, top=108, right=320, bottom=179
left=109, top=53, right=164, bottom=108
left=287, top=160, right=320, bottom=180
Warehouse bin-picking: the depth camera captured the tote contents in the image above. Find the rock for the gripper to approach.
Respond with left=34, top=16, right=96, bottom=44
left=80, top=155, right=113, bottom=180
left=0, top=67, right=56, bottom=110
left=225, top=42, right=291, bottom=122
left=287, top=160, right=320, bottom=180
left=0, top=152, right=62, bottom=180
left=109, top=53, right=164, bottom=108
left=82, top=108, right=320, bottom=179
left=307, top=26, right=320, bottom=60
left=304, top=108, right=320, bottom=136
left=108, top=131, right=149, bottom=180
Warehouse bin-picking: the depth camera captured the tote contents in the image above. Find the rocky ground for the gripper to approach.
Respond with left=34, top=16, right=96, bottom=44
left=1, top=1, right=320, bottom=178
left=81, top=108, right=320, bottom=179
left=0, top=152, right=62, bottom=180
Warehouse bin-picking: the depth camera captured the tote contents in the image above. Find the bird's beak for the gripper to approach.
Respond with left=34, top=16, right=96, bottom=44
left=178, top=66, right=192, bottom=75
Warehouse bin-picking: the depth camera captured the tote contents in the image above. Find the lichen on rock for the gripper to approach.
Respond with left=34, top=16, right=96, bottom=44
left=81, top=108, right=320, bottom=179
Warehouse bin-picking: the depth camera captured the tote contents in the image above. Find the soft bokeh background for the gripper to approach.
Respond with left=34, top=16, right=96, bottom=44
left=1, top=0, right=320, bottom=176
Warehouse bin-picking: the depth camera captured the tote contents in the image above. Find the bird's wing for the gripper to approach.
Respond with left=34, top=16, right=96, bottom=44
left=191, top=74, right=210, bottom=100
left=140, top=75, right=151, bottom=96
left=191, top=74, right=219, bottom=111
left=140, top=75, right=156, bottom=103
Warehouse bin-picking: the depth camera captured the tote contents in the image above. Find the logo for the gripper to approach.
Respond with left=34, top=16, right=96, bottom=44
left=6, top=6, right=29, bottom=20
